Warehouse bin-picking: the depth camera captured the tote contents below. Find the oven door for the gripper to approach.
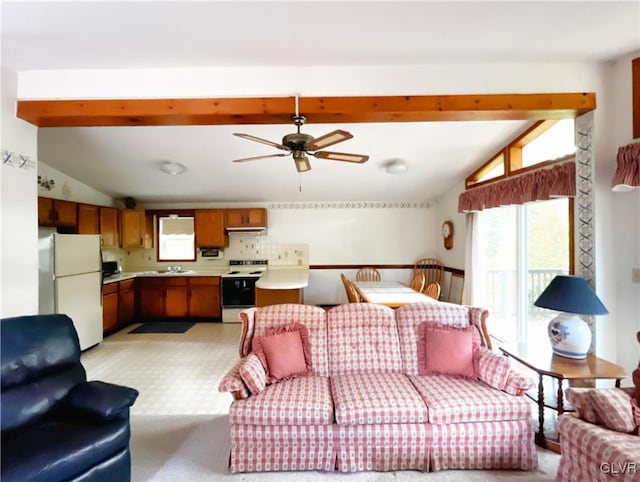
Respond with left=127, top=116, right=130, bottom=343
left=222, top=277, right=257, bottom=308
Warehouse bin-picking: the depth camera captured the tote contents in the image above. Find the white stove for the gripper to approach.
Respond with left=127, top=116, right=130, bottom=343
left=221, top=260, right=268, bottom=323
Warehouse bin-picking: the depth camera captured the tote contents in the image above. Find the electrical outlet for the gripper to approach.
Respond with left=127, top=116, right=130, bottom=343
left=632, top=268, right=640, bottom=284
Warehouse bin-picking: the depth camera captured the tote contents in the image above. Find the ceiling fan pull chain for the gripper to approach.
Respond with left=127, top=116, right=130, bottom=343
left=298, top=173, right=303, bottom=193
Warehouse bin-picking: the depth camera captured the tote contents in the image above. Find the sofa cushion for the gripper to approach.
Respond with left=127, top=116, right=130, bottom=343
left=252, top=323, right=311, bottom=383
left=565, top=387, right=603, bottom=425
left=419, top=323, right=479, bottom=378
left=395, top=302, right=487, bottom=376
left=408, top=374, right=531, bottom=424
left=331, top=373, right=428, bottom=425
left=1, top=415, right=130, bottom=482
left=589, top=388, right=637, bottom=433
left=249, top=304, right=329, bottom=377
left=477, top=347, right=510, bottom=391
left=327, top=304, right=402, bottom=376
left=238, top=353, right=266, bottom=395
left=229, top=375, right=333, bottom=426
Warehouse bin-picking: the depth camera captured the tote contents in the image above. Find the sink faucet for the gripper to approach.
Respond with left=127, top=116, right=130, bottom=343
left=168, top=265, right=182, bottom=272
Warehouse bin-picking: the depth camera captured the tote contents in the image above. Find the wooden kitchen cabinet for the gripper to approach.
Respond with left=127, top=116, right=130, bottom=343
left=195, top=209, right=226, bottom=247
left=38, top=197, right=78, bottom=228
left=188, top=277, right=221, bottom=318
left=138, top=278, right=165, bottom=319
left=164, top=278, right=189, bottom=318
left=118, top=279, right=136, bottom=325
left=225, top=208, right=267, bottom=228
left=121, top=209, right=153, bottom=248
left=77, top=203, right=100, bottom=234
left=102, top=282, right=119, bottom=333
left=100, top=207, right=120, bottom=248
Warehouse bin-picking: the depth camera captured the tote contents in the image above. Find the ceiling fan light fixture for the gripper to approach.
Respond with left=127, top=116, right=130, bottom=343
left=159, top=161, right=187, bottom=175
left=293, top=151, right=311, bottom=173
left=385, top=159, right=408, bottom=175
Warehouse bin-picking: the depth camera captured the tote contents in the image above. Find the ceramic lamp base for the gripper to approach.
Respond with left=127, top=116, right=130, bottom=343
left=547, top=313, right=591, bottom=359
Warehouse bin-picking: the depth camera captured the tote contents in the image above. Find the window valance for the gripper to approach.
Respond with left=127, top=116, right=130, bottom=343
left=458, top=160, right=575, bottom=213
left=611, top=142, right=640, bottom=192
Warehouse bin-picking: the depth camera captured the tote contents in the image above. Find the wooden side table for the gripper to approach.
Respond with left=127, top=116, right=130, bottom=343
left=500, top=343, right=625, bottom=453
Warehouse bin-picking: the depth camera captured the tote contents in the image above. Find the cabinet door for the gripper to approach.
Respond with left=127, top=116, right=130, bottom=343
left=189, top=277, right=221, bottom=318
left=55, top=200, right=77, bottom=227
left=224, top=209, right=245, bottom=228
left=121, top=210, right=145, bottom=248
left=165, top=286, right=189, bottom=317
left=100, top=207, right=120, bottom=248
left=119, top=285, right=135, bottom=325
left=78, top=204, right=100, bottom=234
left=195, top=209, right=226, bottom=247
left=102, top=291, right=119, bottom=333
left=138, top=283, right=164, bottom=318
left=38, top=197, right=55, bottom=226
left=245, top=208, right=266, bottom=227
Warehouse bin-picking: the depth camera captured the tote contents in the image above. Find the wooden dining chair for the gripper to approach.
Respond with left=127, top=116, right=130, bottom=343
left=410, top=272, right=426, bottom=293
left=413, top=258, right=444, bottom=285
left=356, top=267, right=381, bottom=282
left=424, top=281, right=441, bottom=300
left=341, top=273, right=361, bottom=303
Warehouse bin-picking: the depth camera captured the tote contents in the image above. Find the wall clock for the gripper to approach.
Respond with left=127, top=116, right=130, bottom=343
left=442, top=221, right=454, bottom=250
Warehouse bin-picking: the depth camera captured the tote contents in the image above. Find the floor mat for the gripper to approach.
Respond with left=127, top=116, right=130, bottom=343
left=128, top=322, right=195, bottom=334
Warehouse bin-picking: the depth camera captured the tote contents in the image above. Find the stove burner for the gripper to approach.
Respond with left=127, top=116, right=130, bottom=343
left=249, top=270, right=264, bottom=274
left=227, top=271, right=240, bottom=275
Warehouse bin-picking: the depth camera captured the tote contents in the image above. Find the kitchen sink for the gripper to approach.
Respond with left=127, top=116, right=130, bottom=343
left=155, top=269, right=194, bottom=274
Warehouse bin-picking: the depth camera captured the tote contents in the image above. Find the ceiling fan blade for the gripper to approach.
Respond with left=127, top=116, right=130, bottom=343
left=313, top=151, right=369, bottom=163
left=233, top=133, right=289, bottom=151
left=232, top=153, right=289, bottom=163
left=305, top=130, right=353, bottom=150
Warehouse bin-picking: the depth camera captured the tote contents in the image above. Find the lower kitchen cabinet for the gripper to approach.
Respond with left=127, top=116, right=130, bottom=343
left=102, top=283, right=119, bottom=333
left=118, top=279, right=136, bottom=325
left=137, top=276, right=221, bottom=321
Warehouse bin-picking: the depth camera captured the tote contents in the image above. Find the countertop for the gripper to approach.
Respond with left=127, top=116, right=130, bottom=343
left=102, top=268, right=230, bottom=284
left=255, top=266, right=309, bottom=290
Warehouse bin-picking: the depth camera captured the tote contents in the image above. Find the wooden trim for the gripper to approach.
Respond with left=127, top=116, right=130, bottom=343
left=506, top=155, right=574, bottom=178
left=17, top=93, right=596, bottom=127
left=633, top=58, right=640, bottom=139
left=507, top=120, right=557, bottom=175
left=465, top=148, right=506, bottom=188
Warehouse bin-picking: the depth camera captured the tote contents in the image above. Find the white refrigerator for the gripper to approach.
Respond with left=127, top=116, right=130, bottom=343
left=39, top=230, right=103, bottom=350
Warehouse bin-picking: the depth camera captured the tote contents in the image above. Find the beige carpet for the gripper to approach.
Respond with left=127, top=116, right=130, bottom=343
left=82, top=323, right=560, bottom=481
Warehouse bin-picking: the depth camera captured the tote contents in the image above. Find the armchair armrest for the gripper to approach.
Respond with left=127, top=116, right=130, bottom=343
left=68, top=381, right=139, bottom=419
left=218, top=358, right=250, bottom=400
left=477, top=347, right=534, bottom=395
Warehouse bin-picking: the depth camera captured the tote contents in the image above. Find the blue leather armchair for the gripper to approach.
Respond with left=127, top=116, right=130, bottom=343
left=1, top=314, right=139, bottom=482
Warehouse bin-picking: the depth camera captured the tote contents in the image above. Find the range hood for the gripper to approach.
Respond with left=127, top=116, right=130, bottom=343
left=225, top=226, right=267, bottom=233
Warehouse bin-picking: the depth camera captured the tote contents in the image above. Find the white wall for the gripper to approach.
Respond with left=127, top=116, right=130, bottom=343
left=1, top=67, right=38, bottom=317
left=38, top=161, right=116, bottom=206
left=435, top=181, right=467, bottom=270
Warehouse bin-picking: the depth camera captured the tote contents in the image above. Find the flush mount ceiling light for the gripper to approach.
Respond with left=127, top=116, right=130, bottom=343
left=385, top=159, right=408, bottom=175
left=159, top=161, right=187, bottom=175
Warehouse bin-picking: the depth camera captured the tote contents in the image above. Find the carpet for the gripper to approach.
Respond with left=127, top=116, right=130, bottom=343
left=129, top=322, right=195, bottom=334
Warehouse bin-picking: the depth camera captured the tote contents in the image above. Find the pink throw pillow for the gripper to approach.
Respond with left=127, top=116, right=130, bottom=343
left=252, top=323, right=312, bottom=384
left=565, top=388, right=603, bottom=425
left=420, top=324, right=478, bottom=378
left=589, top=388, right=636, bottom=433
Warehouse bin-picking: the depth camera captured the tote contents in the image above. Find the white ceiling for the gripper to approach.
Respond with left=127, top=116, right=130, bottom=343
left=3, top=1, right=639, bottom=203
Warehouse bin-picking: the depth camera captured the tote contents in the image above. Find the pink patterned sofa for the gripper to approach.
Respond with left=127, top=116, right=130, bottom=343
left=218, top=302, right=538, bottom=473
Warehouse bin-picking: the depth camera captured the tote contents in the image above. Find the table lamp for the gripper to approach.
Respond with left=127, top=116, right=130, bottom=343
left=534, top=275, right=608, bottom=359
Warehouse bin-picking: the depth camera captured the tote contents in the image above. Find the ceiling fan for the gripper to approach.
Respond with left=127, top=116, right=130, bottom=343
left=232, top=115, right=369, bottom=173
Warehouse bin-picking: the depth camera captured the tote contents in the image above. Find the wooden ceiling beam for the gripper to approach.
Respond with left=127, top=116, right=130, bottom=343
left=17, top=93, right=596, bottom=127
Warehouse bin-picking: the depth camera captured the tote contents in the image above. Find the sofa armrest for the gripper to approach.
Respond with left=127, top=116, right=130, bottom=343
left=477, top=347, right=534, bottom=395
left=503, top=372, right=535, bottom=396
left=68, top=381, right=139, bottom=419
left=218, top=358, right=250, bottom=400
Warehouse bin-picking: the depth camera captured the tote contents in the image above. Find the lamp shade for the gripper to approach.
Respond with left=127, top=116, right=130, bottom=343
left=534, top=275, right=608, bottom=315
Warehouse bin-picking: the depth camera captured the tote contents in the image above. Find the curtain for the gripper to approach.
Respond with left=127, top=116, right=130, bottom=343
left=462, top=212, right=479, bottom=306
left=458, top=160, right=575, bottom=213
left=612, top=142, right=640, bottom=192
left=160, top=217, right=194, bottom=235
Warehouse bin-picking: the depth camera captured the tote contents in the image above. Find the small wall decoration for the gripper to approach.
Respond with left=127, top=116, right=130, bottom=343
left=442, top=221, right=454, bottom=250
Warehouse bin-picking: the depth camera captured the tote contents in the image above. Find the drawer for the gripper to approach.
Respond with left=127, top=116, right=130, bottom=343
left=189, top=276, right=220, bottom=286
left=162, top=277, right=188, bottom=286
left=138, top=277, right=165, bottom=288
left=103, top=283, right=118, bottom=295
left=119, top=279, right=135, bottom=291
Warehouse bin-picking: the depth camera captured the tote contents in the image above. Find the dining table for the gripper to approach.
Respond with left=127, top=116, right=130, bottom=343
left=353, top=280, right=437, bottom=308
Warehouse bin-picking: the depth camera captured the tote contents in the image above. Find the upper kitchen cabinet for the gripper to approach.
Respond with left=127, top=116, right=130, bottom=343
left=195, top=209, right=227, bottom=247
left=100, top=207, right=120, bottom=248
left=77, top=203, right=100, bottom=234
left=225, top=208, right=267, bottom=229
left=38, top=197, right=77, bottom=228
left=121, top=209, right=153, bottom=249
